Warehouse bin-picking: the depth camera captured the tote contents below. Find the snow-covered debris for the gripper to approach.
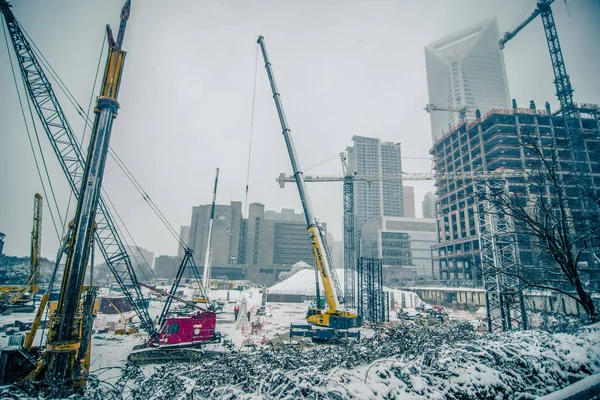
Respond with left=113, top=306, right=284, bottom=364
left=69, top=322, right=600, bottom=399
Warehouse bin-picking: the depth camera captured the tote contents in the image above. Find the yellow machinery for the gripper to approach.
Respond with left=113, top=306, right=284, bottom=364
left=257, top=36, right=360, bottom=340
left=0, top=0, right=131, bottom=391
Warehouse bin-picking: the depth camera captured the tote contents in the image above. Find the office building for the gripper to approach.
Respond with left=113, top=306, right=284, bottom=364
left=422, top=191, right=436, bottom=219
left=186, top=201, right=328, bottom=285
left=402, top=186, right=415, bottom=218
left=361, top=217, right=437, bottom=281
left=431, top=103, right=600, bottom=283
left=346, top=135, right=404, bottom=254
left=177, top=225, right=190, bottom=258
left=425, top=18, right=510, bottom=143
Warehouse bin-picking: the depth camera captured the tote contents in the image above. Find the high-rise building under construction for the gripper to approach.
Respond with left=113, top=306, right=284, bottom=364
left=431, top=104, right=600, bottom=282
left=425, top=18, right=510, bottom=143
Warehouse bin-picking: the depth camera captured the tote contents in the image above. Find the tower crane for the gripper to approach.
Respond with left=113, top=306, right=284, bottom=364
left=499, top=0, right=574, bottom=117
left=257, top=36, right=360, bottom=340
left=0, top=0, right=131, bottom=390
left=425, top=103, right=468, bottom=124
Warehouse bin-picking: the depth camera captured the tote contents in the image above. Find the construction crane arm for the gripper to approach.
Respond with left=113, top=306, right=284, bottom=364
left=498, top=2, right=550, bottom=49
left=139, top=283, right=208, bottom=313
left=257, top=36, right=357, bottom=331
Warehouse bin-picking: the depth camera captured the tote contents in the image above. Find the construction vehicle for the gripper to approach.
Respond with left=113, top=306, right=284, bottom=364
left=1, top=0, right=155, bottom=340
left=0, top=0, right=131, bottom=391
left=193, top=168, right=220, bottom=304
left=106, top=298, right=136, bottom=335
left=257, top=36, right=360, bottom=341
left=127, top=283, right=221, bottom=363
left=0, top=194, right=43, bottom=314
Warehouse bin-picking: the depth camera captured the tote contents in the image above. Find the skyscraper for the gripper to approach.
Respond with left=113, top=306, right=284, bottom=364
left=346, top=135, right=404, bottom=253
left=425, top=18, right=510, bottom=143
left=422, top=191, right=436, bottom=219
left=177, top=225, right=190, bottom=258
left=402, top=186, right=415, bottom=218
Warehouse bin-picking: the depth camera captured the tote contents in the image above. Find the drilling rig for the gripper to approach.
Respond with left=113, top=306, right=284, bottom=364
left=0, top=0, right=131, bottom=391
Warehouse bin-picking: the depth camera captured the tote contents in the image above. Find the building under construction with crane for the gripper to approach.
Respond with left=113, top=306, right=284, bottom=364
left=425, top=0, right=600, bottom=331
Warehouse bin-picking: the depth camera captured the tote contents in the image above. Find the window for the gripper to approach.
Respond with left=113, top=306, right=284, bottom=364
left=169, top=323, right=179, bottom=334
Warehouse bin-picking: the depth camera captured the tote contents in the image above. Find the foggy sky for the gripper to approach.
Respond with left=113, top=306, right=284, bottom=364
left=1, top=0, right=599, bottom=261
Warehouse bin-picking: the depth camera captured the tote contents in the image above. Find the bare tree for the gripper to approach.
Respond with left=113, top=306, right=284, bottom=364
left=481, top=126, right=599, bottom=323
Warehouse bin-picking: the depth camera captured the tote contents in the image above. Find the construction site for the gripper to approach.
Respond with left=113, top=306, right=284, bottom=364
left=0, top=0, right=600, bottom=399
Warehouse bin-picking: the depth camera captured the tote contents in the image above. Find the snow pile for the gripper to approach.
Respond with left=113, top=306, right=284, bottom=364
left=70, top=322, right=600, bottom=399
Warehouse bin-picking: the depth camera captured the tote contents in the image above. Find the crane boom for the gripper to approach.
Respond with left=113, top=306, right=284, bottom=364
left=276, top=169, right=525, bottom=187
left=257, top=36, right=358, bottom=331
left=0, top=0, right=156, bottom=340
left=202, top=168, right=220, bottom=291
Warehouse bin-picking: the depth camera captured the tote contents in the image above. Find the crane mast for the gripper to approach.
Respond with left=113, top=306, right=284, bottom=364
left=202, top=168, right=220, bottom=292
left=44, top=0, right=130, bottom=387
left=257, top=36, right=358, bottom=331
left=30, top=193, right=43, bottom=288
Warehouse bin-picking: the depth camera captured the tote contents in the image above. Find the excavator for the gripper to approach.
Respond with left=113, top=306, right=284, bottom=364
left=0, top=0, right=131, bottom=391
left=257, top=36, right=360, bottom=341
left=0, top=193, right=43, bottom=314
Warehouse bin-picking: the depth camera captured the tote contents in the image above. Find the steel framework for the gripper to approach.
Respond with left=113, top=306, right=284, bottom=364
left=343, top=179, right=356, bottom=308
left=0, top=3, right=156, bottom=339
left=475, top=180, right=528, bottom=332
left=357, top=257, right=388, bottom=324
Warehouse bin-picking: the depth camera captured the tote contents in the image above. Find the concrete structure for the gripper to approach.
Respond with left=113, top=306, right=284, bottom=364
left=244, top=203, right=326, bottom=285
left=123, top=245, right=154, bottom=283
left=431, top=104, right=600, bottom=283
left=186, top=201, right=328, bottom=285
left=188, top=201, right=243, bottom=268
left=177, top=225, right=190, bottom=258
left=361, top=217, right=437, bottom=282
left=402, top=186, right=416, bottom=218
left=346, top=135, right=404, bottom=254
left=425, top=18, right=510, bottom=143
left=422, top=191, right=436, bottom=219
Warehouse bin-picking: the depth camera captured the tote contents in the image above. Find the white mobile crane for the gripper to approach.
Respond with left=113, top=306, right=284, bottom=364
left=257, top=36, right=360, bottom=340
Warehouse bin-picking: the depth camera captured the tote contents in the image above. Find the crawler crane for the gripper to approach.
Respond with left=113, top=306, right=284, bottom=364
left=257, top=36, right=360, bottom=341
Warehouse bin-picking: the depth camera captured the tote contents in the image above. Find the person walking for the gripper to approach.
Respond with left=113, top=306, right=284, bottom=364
left=234, top=304, right=239, bottom=320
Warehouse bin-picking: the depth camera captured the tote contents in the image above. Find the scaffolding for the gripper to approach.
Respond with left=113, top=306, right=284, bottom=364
left=475, top=180, right=527, bottom=332
left=357, top=257, right=389, bottom=324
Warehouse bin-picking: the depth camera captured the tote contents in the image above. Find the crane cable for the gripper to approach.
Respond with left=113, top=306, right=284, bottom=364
left=2, top=16, right=62, bottom=241
left=244, top=43, right=260, bottom=218
left=23, top=19, right=185, bottom=263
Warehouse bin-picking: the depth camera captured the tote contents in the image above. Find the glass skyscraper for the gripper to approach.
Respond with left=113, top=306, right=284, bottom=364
left=425, top=18, right=510, bottom=143
left=346, top=135, right=403, bottom=254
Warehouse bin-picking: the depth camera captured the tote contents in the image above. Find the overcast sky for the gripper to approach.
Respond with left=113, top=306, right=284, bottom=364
left=1, top=0, right=599, bottom=261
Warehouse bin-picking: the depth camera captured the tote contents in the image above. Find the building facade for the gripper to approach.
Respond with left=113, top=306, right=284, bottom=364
left=431, top=104, right=600, bottom=284
left=402, top=186, right=416, bottom=218
left=361, top=217, right=437, bottom=281
left=422, top=191, right=436, bottom=219
left=346, top=135, right=404, bottom=254
left=425, top=18, right=510, bottom=143
left=123, top=245, right=154, bottom=283
left=177, top=225, right=190, bottom=258
left=186, top=201, right=327, bottom=285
